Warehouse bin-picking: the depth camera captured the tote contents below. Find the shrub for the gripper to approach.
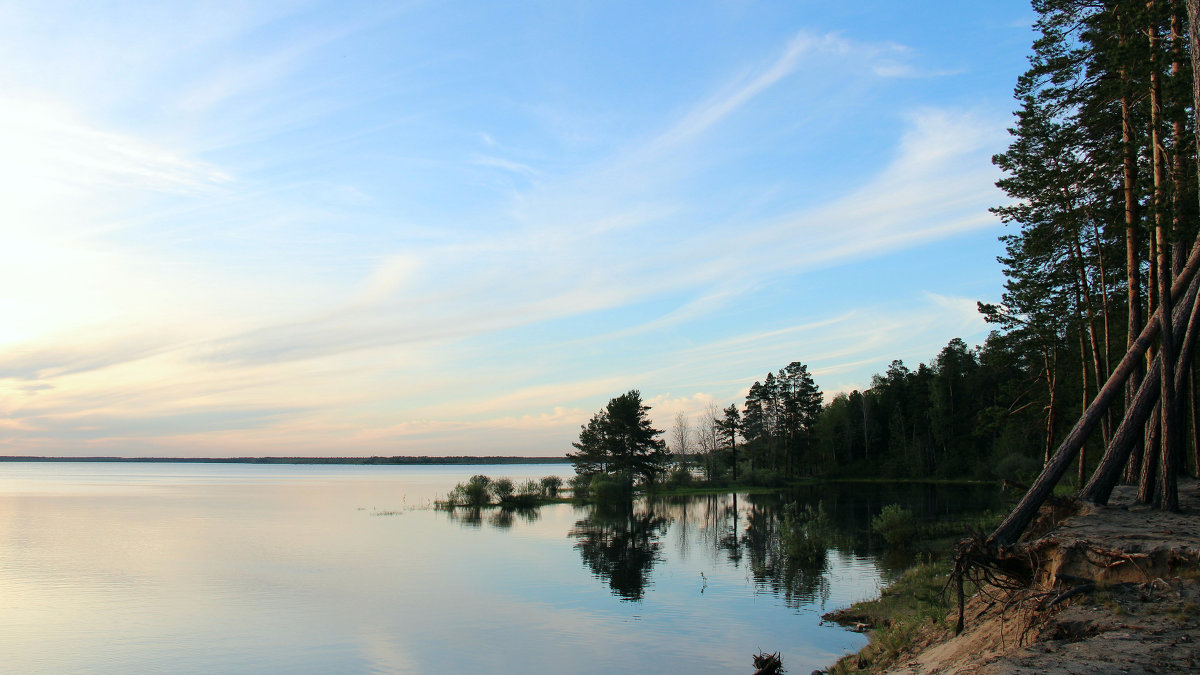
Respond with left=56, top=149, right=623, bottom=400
left=994, top=452, right=1041, bottom=482
left=667, top=466, right=694, bottom=487
left=589, top=472, right=634, bottom=502
left=742, top=467, right=784, bottom=488
left=444, top=484, right=466, bottom=507
left=540, top=475, right=563, bottom=497
left=448, top=474, right=492, bottom=507
left=490, top=477, right=515, bottom=502
left=872, top=504, right=916, bottom=548
left=568, top=474, right=592, bottom=498
left=505, top=481, right=542, bottom=508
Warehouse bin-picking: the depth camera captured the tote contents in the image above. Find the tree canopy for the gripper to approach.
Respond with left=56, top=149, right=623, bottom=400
left=569, top=390, right=669, bottom=484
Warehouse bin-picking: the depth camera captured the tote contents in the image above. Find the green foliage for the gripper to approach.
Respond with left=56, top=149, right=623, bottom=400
left=569, top=390, right=670, bottom=484
left=539, top=475, right=563, bottom=497
left=826, top=560, right=955, bottom=673
left=490, top=477, right=515, bottom=502
left=994, top=452, right=1041, bottom=482
left=588, top=472, right=635, bottom=503
left=738, top=362, right=824, bottom=479
left=740, top=466, right=785, bottom=488
left=501, top=479, right=542, bottom=507
left=446, top=474, right=493, bottom=507
left=444, top=474, right=567, bottom=508
left=665, top=466, right=694, bottom=487
left=568, top=474, right=592, bottom=498
left=871, top=504, right=916, bottom=548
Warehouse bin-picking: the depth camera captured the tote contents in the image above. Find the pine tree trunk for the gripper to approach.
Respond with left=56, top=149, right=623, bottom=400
left=1192, top=367, right=1200, bottom=476
left=1043, top=347, right=1057, bottom=466
left=1074, top=233, right=1110, bottom=448
left=1172, top=7, right=1189, bottom=281
left=1090, top=219, right=1115, bottom=447
left=1123, top=84, right=1146, bottom=484
left=1148, top=8, right=1179, bottom=510
left=1140, top=401, right=1162, bottom=504
left=1186, top=0, right=1200, bottom=479
left=1072, top=252, right=1092, bottom=486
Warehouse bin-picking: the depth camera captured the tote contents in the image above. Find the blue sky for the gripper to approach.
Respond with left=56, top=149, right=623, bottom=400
left=0, top=1, right=1033, bottom=457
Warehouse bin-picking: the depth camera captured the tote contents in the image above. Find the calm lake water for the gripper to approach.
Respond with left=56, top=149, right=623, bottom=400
left=0, top=463, right=1002, bottom=673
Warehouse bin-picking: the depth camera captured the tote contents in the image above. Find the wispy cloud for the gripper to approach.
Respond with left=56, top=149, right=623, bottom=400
left=653, top=31, right=821, bottom=148
left=0, top=7, right=1016, bottom=456
left=472, top=155, right=541, bottom=178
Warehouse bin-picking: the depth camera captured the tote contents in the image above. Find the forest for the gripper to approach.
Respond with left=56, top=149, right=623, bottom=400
left=573, top=0, right=1200, bottom=514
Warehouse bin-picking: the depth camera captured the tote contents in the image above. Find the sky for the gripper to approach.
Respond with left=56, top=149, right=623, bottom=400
left=0, top=1, right=1035, bottom=457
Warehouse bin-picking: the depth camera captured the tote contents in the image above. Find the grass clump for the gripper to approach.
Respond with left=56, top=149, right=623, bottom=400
left=827, top=560, right=955, bottom=673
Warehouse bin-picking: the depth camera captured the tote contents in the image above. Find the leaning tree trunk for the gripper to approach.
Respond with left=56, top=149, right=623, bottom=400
left=1083, top=272, right=1200, bottom=503
left=989, top=236, right=1200, bottom=548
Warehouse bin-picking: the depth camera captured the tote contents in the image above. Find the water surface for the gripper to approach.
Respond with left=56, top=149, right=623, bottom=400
left=0, top=463, right=997, bottom=673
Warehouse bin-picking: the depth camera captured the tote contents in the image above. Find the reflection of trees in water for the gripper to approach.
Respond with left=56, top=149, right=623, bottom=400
left=670, top=494, right=745, bottom=565
left=450, top=484, right=1001, bottom=608
left=740, top=501, right=831, bottom=609
left=444, top=506, right=540, bottom=530
left=446, top=506, right=483, bottom=528
left=718, top=494, right=744, bottom=565
left=647, top=493, right=832, bottom=609
left=569, top=503, right=670, bottom=601
left=488, top=507, right=540, bottom=529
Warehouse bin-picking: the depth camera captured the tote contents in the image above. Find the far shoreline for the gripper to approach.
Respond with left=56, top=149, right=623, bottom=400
left=0, top=455, right=572, bottom=465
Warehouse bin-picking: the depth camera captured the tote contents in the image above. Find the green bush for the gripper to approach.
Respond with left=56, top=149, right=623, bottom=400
left=568, top=474, right=592, bottom=498
left=506, top=481, right=541, bottom=508
left=742, top=467, right=784, bottom=487
left=540, top=475, right=563, bottom=497
left=994, top=452, right=1041, bottom=481
left=517, top=479, right=540, bottom=496
left=447, top=474, right=493, bottom=507
left=667, top=466, right=694, bottom=487
left=490, top=477, right=515, bottom=502
left=871, top=504, right=916, bottom=548
left=589, top=472, right=634, bottom=502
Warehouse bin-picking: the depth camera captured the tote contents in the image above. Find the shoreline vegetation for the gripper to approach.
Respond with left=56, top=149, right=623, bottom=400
left=435, top=469, right=997, bottom=510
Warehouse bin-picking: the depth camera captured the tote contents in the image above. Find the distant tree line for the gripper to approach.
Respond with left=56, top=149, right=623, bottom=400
left=662, top=343, right=1052, bottom=485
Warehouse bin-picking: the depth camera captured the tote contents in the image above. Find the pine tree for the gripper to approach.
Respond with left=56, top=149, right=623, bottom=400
left=569, top=391, right=669, bottom=484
